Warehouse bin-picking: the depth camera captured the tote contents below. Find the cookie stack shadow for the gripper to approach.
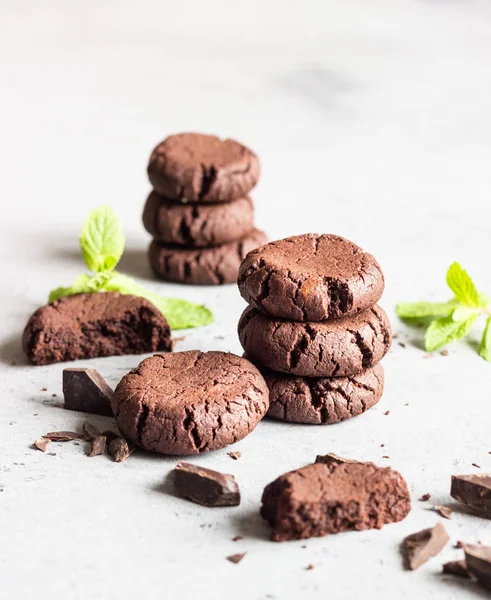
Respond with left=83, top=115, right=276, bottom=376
left=237, top=234, right=392, bottom=425
left=143, top=132, right=267, bottom=285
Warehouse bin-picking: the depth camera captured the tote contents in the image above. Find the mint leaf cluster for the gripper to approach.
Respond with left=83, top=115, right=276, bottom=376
left=49, top=206, right=213, bottom=330
left=397, top=262, right=491, bottom=360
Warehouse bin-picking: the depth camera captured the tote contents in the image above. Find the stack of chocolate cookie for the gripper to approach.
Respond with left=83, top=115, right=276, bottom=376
left=144, top=132, right=267, bottom=285
left=237, top=234, right=391, bottom=424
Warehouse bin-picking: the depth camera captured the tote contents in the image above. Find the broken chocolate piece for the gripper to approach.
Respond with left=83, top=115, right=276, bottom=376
left=226, top=553, right=246, bottom=564
left=227, top=451, right=241, bottom=460
left=232, top=536, right=243, bottom=542
left=174, top=462, right=240, bottom=507
left=88, top=435, right=106, bottom=457
left=464, top=544, right=491, bottom=591
left=45, top=431, right=82, bottom=441
left=451, top=474, right=491, bottom=517
left=432, top=504, right=452, bottom=519
left=63, top=368, right=113, bottom=417
left=82, top=421, right=101, bottom=441
left=442, top=560, right=469, bottom=578
left=314, top=453, right=364, bottom=466
left=261, top=461, right=410, bottom=542
left=107, top=437, right=135, bottom=463
left=34, top=438, right=50, bottom=452
left=419, top=493, right=431, bottom=502
left=402, top=522, right=449, bottom=570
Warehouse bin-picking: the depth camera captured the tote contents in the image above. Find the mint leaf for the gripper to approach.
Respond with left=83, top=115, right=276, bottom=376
left=446, top=262, right=479, bottom=308
left=48, top=274, right=93, bottom=302
left=104, top=272, right=213, bottom=330
left=80, top=205, right=125, bottom=273
left=396, top=300, right=457, bottom=319
left=479, top=317, right=491, bottom=361
left=424, top=313, right=478, bottom=352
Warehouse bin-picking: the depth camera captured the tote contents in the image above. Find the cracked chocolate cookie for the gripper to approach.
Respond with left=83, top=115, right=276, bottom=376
left=112, top=351, right=269, bottom=455
left=23, top=292, right=172, bottom=365
left=147, top=133, right=260, bottom=203
left=261, top=460, right=411, bottom=541
left=262, top=363, right=384, bottom=424
left=149, top=229, right=267, bottom=285
left=238, top=233, right=384, bottom=321
left=142, top=191, right=254, bottom=247
left=238, top=305, right=391, bottom=377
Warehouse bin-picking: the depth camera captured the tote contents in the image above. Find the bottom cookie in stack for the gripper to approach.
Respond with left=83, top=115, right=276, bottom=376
left=149, top=229, right=267, bottom=285
left=259, top=363, right=384, bottom=424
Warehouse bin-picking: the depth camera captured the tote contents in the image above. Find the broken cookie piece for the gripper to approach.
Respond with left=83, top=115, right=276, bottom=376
left=23, top=292, right=172, bottom=365
left=402, top=522, right=449, bottom=570
left=174, top=462, right=240, bottom=507
left=64, top=369, right=114, bottom=417
left=260, top=461, right=410, bottom=542
left=451, top=473, right=491, bottom=517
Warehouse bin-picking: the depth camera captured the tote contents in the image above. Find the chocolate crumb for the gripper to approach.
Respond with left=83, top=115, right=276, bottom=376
left=398, top=342, right=406, bottom=348
left=305, top=564, right=315, bottom=571
left=88, top=435, right=106, bottom=457
left=232, top=536, right=243, bottom=542
left=393, top=334, right=399, bottom=339
left=442, top=560, right=468, bottom=578
left=34, top=438, right=50, bottom=452
left=227, top=451, right=241, bottom=460
left=301, top=545, right=307, bottom=549
left=172, top=336, right=186, bottom=343
left=441, top=350, right=449, bottom=356
left=424, top=353, right=433, bottom=359
left=456, top=541, right=464, bottom=549
left=226, top=553, right=246, bottom=564
left=404, top=403, right=409, bottom=406
left=472, top=463, right=481, bottom=469
left=419, top=493, right=431, bottom=502
left=107, top=437, right=135, bottom=462
left=382, top=456, right=390, bottom=459
left=45, top=431, right=82, bottom=441
left=380, top=443, right=385, bottom=448
left=432, top=504, right=452, bottom=519
left=384, top=410, right=390, bottom=416
left=315, top=453, right=363, bottom=466
left=41, top=387, right=47, bottom=392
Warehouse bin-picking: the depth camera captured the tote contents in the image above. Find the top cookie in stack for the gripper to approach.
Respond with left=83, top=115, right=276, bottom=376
left=237, top=234, right=392, bottom=424
left=144, top=133, right=267, bottom=285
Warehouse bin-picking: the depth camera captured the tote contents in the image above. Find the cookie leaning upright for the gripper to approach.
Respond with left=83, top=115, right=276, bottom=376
left=237, top=234, right=391, bottom=425
left=144, top=133, right=266, bottom=285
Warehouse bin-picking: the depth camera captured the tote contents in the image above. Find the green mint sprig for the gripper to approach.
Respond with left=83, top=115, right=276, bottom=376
left=397, top=262, right=491, bottom=360
left=49, top=205, right=213, bottom=330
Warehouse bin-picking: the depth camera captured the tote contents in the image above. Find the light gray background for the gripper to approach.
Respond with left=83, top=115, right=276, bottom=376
left=1, top=1, right=491, bottom=598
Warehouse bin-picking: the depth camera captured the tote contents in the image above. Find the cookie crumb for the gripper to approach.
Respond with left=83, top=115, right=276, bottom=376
left=384, top=410, right=390, bottom=416
left=423, top=353, right=433, bottom=359
left=232, top=536, right=243, bottom=542
left=441, top=350, right=449, bottom=356
left=305, top=564, right=315, bottom=571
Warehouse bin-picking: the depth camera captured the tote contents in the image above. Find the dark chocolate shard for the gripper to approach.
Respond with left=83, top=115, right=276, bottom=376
left=226, top=553, right=246, bottom=564
left=89, top=435, right=106, bottom=457
left=83, top=421, right=101, bottom=441
left=63, top=368, right=113, bottom=417
left=402, top=522, right=449, bottom=570
left=442, top=559, right=469, bottom=578
left=34, top=438, right=50, bottom=452
left=107, top=437, right=135, bottom=462
left=451, top=474, right=491, bottom=517
left=464, top=544, right=491, bottom=591
left=227, top=451, right=241, bottom=460
left=419, top=493, right=431, bottom=502
left=174, top=462, right=240, bottom=507
left=432, top=504, right=452, bottom=519
left=45, top=431, right=82, bottom=441
left=315, top=453, right=364, bottom=466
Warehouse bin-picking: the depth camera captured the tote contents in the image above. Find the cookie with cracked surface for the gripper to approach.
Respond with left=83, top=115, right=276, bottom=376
left=149, top=229, right=267, bottom=285
left=238, top=305, right=391, bottom=377
left=261, top=461, right=411, bottom=542
left=238, top=233, right=384, bottom=321
left=112, top=351, right=269, bottom=455
left=22, top=292, right=172, bottom=365
left=147, top=133, right=260, bottom=203
left=142, top=191, right=254, bottom=247
left=262, top=363, right=384, bottom=424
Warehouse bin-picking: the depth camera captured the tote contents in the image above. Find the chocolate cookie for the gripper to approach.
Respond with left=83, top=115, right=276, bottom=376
left=261, top=461, right=411, bottom=541
left=23, top=292, right=172, bottom=365
left=149, top=229, right=267, bottom=285
left=238, top=233, right=384, bottom=321
left=147, top=133, right=260, bottom=203
left=142, top=191, right=254, bottom=247
left=112, top=351, right=269, bottom=455
left=262, top=363, right=384, bottom=424
left=238, top=305, right=391, bottom=377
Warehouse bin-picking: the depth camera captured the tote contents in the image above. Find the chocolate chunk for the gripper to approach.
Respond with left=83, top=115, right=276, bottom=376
left=451, top=473, right=491, bottom=516
left=23, top=292, right=172, bottom=365
left=315, top=453, right=364, bottom=466
left=88, top=435, right=106, bottom=457
left=174, top=462, right=240, bottom=507
left=227, top=451, right=241, bottom=460
left=442, top=560, right=469, bottom=578
left=226, top=553, right=246, bottom=564
left=261, top=462, right=410, bottom=542
left=432, top=504, right=452, bottom=519
left=34, top=438, right=50, bottom=452
left=402, top=522, right=449, bottom=570
left=107, top=437, right=135, bottom=463
left=232, top=536, right=243, bottom=542
left=82, top=421, right=101, bottom=441
left=464, top=544, right=491, bottom=590
left=63, top=368, right=114, bottom=417
left=45, top=431, right=82, bottom=441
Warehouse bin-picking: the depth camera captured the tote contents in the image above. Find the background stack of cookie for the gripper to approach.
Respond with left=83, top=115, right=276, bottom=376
left=143, top=132, right=267, bottom=285
left=237, top=233, right=392, bottom=424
